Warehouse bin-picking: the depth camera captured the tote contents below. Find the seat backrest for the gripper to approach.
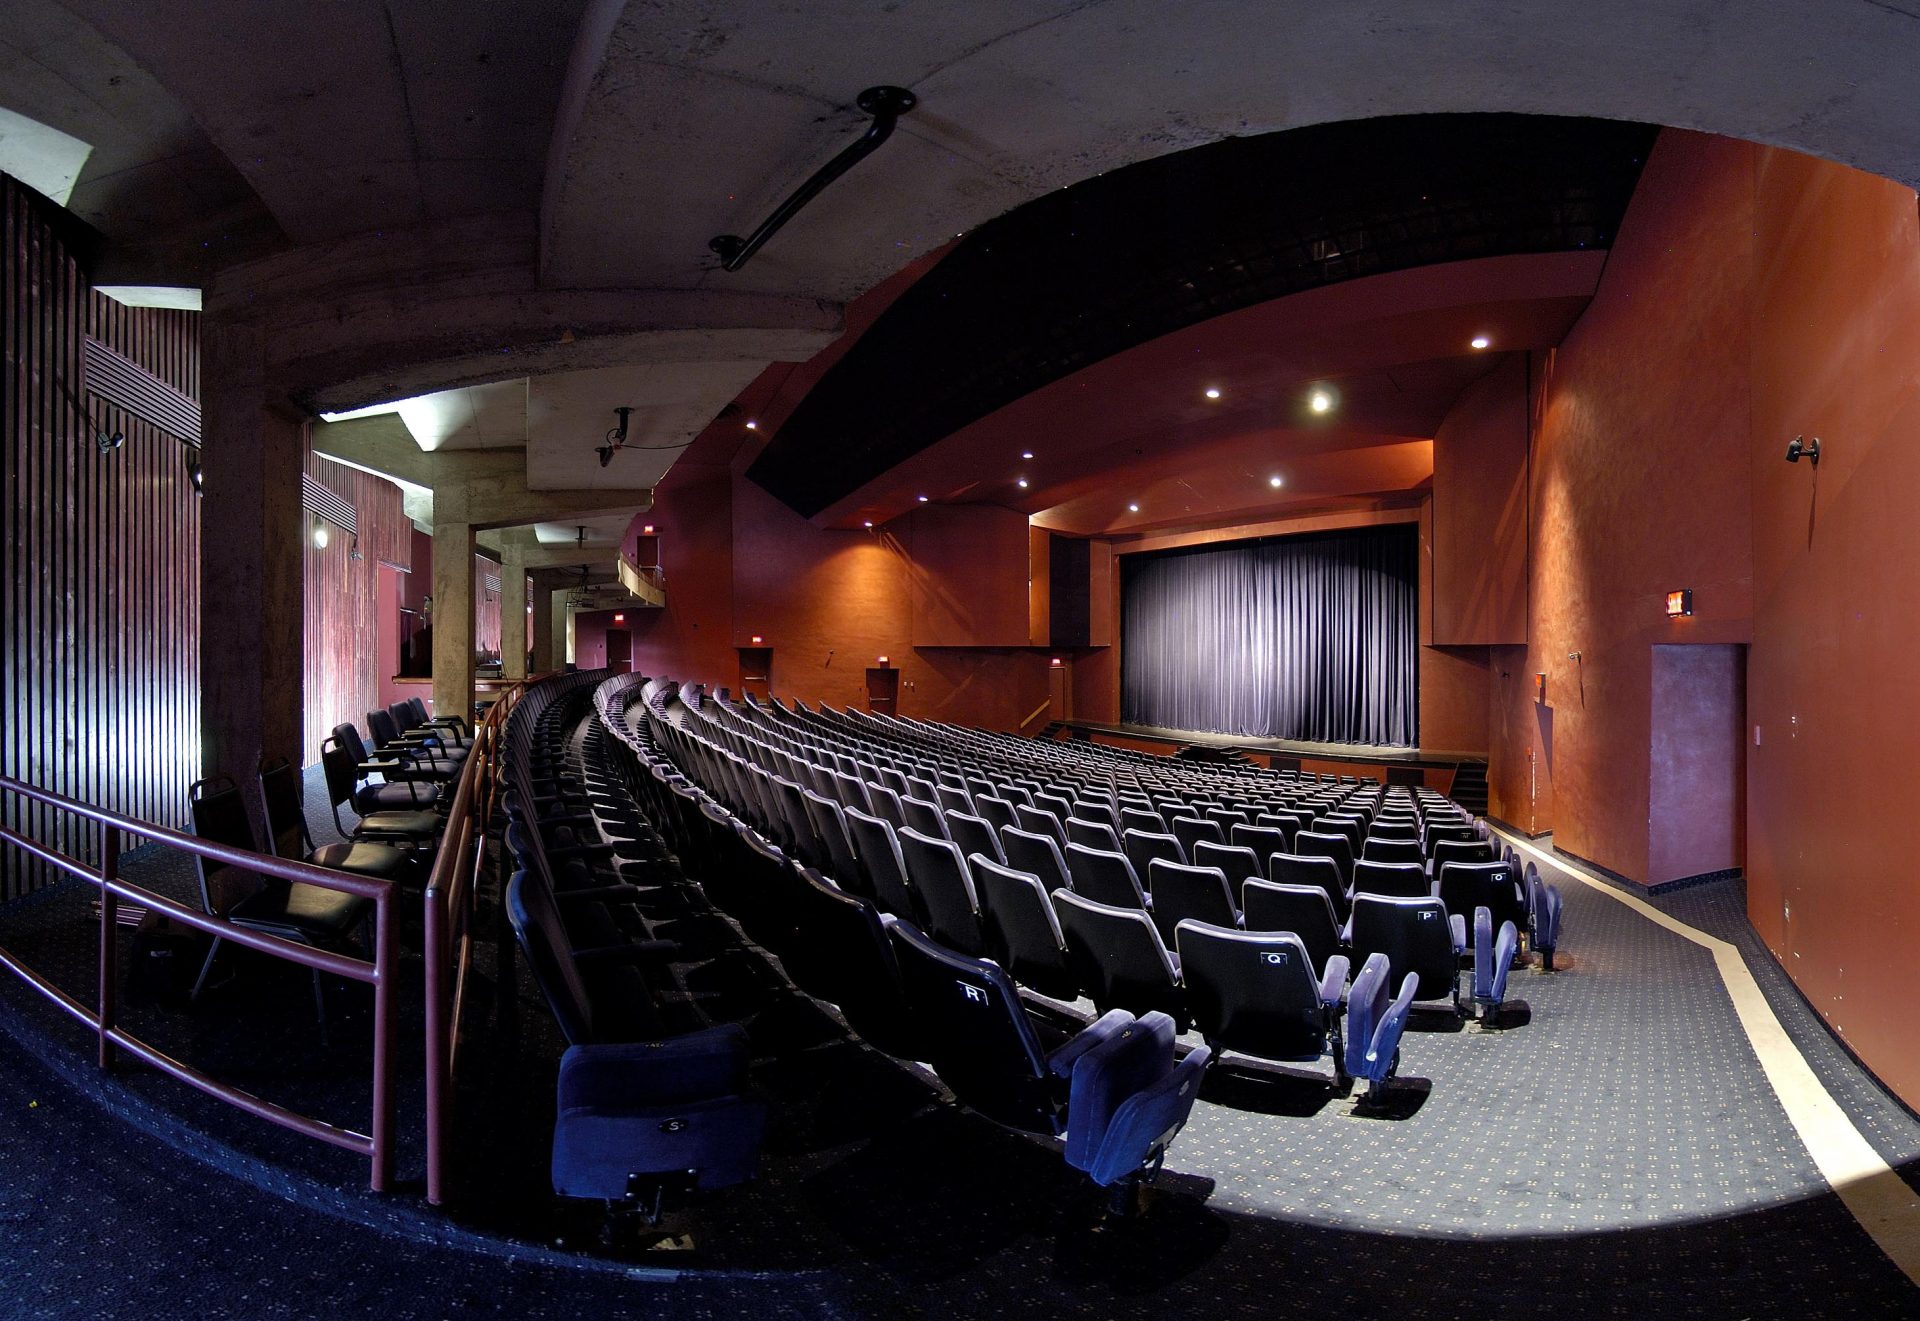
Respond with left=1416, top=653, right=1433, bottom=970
left=1352, top=859, right=1432, bottom=900
left=801, top=789, right=863, bottom=889
left=898, top=827, right=984, bottom=955
left=900, top=795, right=950, bottom=842
left=1145, top=859, right=1239, bottom=944
left=256, top=757, right=311, bottom=861
left=1122, top=829, right=1186, bottom=883
left=1230, top=823, right=1288, bottom=863
left=365, top=706, right=401, bottom=750
left=1174, top=922, right=1329, bottom=1062
left=1001, top=825, right=1072, bottom=893
left=504, top=870, right=599, bottom=1044
left=1034, top=790, right=1075, bottom=823
left=1119, top=806, right=1166, bottom=836
left=789, top=873, right=917, bottom=1055
left=319, top=743, right=360, bottom=812
left=1241, top=879, right=1342, bottom=971
left=189, top=776, right=263, bottom=918
left=844, top=806, right=921, bottom=921
left=865, top=782, right=908, bottom=830
left=1064, top=843, right=1148, bottom=910
left=1311, top=816, right=1364, bottom=852
left=1438, top=859, right=1528, bottom=932
left=330, top=722, right=371, bottom=766
left=1192, top=841, right=1261, bottom=893
left=1203, top=807, right=1248, bottom=832
left=1431, top=838, right=1496, bottom=874
left=886, top=920, right=1064, bottom=1134
left=970, top=856, right=1077, bottom=1001
left=1349, top=893, right=1457, bottom=999
left=1066, top=817, right=1122, bottom=854
left=945, top=810, right=1004, bottom=866
left=1170, top=815, right=1225, bottom=855
left=973, top=794, right=1018, bottom=832
left=1294, top=830, right=1356, bottom=884
left=935, top=784, right=974, bottom=817
left=1361, top=836, right=1426, bottom=866
left=1014, top=803, right=1068, bottom=848
left=1052, top=889, right=1184, bottom=1022
left=1369, top=820, right=1419, bottom=843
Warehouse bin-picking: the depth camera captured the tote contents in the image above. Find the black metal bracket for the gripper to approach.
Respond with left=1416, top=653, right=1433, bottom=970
left=708, top=85, right=917, bottom=272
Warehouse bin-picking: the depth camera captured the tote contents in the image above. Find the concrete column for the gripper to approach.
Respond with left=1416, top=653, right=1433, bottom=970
left=200, top=318, right=305, bottom=795
left=431, top=520, right=476, bottom=723
left=529, top=577, right=557, bottom=674
left=500, top=555, right=529, bottom=680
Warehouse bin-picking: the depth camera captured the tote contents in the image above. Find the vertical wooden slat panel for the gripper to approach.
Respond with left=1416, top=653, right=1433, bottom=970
left=1, top=175, right=200, bottom=899
left=301, top=453, right=410, bottom=765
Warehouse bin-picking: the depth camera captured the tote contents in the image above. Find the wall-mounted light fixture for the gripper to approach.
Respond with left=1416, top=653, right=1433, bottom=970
left=613, top=613, right=625, bottom=623
left=750, top=634, right=764, bottom=645
left=1785, top=435, right=1821, bottom=466
left=876, top=655, right=889, bottom=666
left=1666, top=589, right=1693, bottom=618
left=596, top=406, right=635, bottom=468
left=312, top=518, right=330, bottom=549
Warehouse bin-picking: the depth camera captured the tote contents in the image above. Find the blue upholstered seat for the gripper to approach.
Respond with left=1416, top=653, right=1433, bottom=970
left=1063, top=1010, right=1211, bottom=1198
left=1343, top=952, right=1418, bottom=1101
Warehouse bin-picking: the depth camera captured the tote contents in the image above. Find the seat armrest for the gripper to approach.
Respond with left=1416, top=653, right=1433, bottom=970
left=1318, top=954, right=1351, bottom=1006
left=358, top=758, right=404, bottom=775
left=1047, top=1007, right=1135, bottom=1079
left=1449, top=912, right=1467, bottom=953
left=1339, top=914, right=1353, bottom=945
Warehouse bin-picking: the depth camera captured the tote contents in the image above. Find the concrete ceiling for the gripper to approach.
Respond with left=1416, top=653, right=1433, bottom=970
left=531, top=515, right=628, bottom=547
left=16, top=1, right=1920, bottom=539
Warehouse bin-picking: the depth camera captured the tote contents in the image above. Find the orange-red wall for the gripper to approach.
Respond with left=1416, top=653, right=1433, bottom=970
left=1743, top=141, right=1920, bottom=1105
left=626, top=451, right=1050, bottom=729
left=1481, top=129, right=1755, bottom=882
left=1462, top=126, right=1920, bottom=1103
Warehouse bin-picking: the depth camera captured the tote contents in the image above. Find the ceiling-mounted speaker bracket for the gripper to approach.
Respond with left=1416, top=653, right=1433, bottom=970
left=708, top=84, right=918, bottom=271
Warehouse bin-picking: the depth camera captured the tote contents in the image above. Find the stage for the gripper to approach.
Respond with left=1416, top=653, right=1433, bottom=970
left=1049, top=719, right=1489, bottom=805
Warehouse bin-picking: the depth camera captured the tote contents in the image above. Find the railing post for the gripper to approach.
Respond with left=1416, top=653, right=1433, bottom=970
left=370, top=887, right=394, bottom=1193
left=97, top=822, right=119, bottom=1070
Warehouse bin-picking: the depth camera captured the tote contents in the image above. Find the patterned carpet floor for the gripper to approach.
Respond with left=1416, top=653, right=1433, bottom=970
left=0, top=755, right=1915, bottom=1318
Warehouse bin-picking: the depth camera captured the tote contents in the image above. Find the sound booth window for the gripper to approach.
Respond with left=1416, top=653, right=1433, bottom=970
left=1120, top=524, right=1418, bottom=746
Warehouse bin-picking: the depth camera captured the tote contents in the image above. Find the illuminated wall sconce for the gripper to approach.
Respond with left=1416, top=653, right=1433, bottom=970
left=1051, top=657, right=1064, bottom=667
left=750, top=634, right=764, bottom=645
left=642, top=524, right=655, bottom=534
left=1666, top=589, right=1693, bottom=618
left=613, top=613, right=625, bottom=623
left=876, top=655, right=889, bottom=666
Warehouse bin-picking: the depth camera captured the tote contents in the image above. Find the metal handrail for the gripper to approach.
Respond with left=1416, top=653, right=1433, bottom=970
left=0, top=774, right=397, bottom=1189
left=421, top=674, right=536, bottom=1206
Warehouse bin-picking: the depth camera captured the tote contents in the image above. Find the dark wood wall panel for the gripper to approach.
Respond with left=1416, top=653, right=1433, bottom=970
left=3, top=176, right=201, bottom=900
left=302, top=453, right=410, bottom=764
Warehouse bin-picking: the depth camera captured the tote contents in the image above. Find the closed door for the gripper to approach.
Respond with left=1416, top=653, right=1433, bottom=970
left=604, top=627, right=631, bottom=673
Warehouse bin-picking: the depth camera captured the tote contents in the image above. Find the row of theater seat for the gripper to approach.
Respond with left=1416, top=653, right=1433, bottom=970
left=594, top=674, right=1215, bottom=1204
left=627, top=682, right=1568, bottom=1103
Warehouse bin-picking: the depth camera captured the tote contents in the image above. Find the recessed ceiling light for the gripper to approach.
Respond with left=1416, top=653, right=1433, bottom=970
left=1020, top=450, right=1034, bottom=460
left=1309, top=389, right=1332, bottom=414
left=863, top=520, right=874, bottom=528
left=1470, top=335, right=1491, bottom=350
left=1204, top=387, right=1221, bottom=400
left=1269, top=475, right=1283, bottom=488
left=1017, top=478, right=1029, bottom=489
left=917, top=495, right=929, bottom=502
left=1127, top=503, right=1140, bottom=513
left=745, top=419, right=758, bottom=430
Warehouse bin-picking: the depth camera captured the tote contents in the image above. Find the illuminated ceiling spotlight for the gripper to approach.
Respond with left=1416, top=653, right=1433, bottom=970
left=1204, top=386, right=1222, bottom=400
left=1470, top=335, right=1492, bottom=350
left=917, top=494, right=929, bottom=502
left=1308, top=388, right=1334, bottom=414
left=1269, top=475, right=1283, bottom=488
left=745, top=419, right=758, bottom=430
left=1127, top=502, right=1140, bottom=513
left=863, top=520, right=874, bottom=528
left=1016, top=478, right=1029, bottom=489
left=1020, top=450, right=1034, bottom=460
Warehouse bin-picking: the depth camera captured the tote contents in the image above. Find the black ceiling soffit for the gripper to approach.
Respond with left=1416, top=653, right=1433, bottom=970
left=747, top=113, right=1657, bottom=517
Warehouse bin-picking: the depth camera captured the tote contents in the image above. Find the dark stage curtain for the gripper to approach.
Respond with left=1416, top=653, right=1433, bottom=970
left=1121, top=526, right=1418, bottom=746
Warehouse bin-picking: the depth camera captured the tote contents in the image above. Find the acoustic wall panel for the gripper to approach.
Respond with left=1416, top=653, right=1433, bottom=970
left=3, top=176, right=202, bottom=898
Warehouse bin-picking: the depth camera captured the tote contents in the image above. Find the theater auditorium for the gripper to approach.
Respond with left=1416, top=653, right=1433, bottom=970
left=3, top=4, right=1919, bottom=1318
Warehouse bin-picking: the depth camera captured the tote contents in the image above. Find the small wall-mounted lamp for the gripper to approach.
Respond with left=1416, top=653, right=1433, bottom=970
left=613, top=613, right=625, bottom=623
left=1785, top=435, right=1821, bottom=466
left=312, top=518, right=330, bottom=550
left=1666, top=589, right=1693, bottom=618
left=750, top=634, right=764, bottom=645
left=1050, top=657, right=1064, bottom=667
left=1567, top=651, right=1583, bottom=662
left=876, top=655, right=889, bottom=666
